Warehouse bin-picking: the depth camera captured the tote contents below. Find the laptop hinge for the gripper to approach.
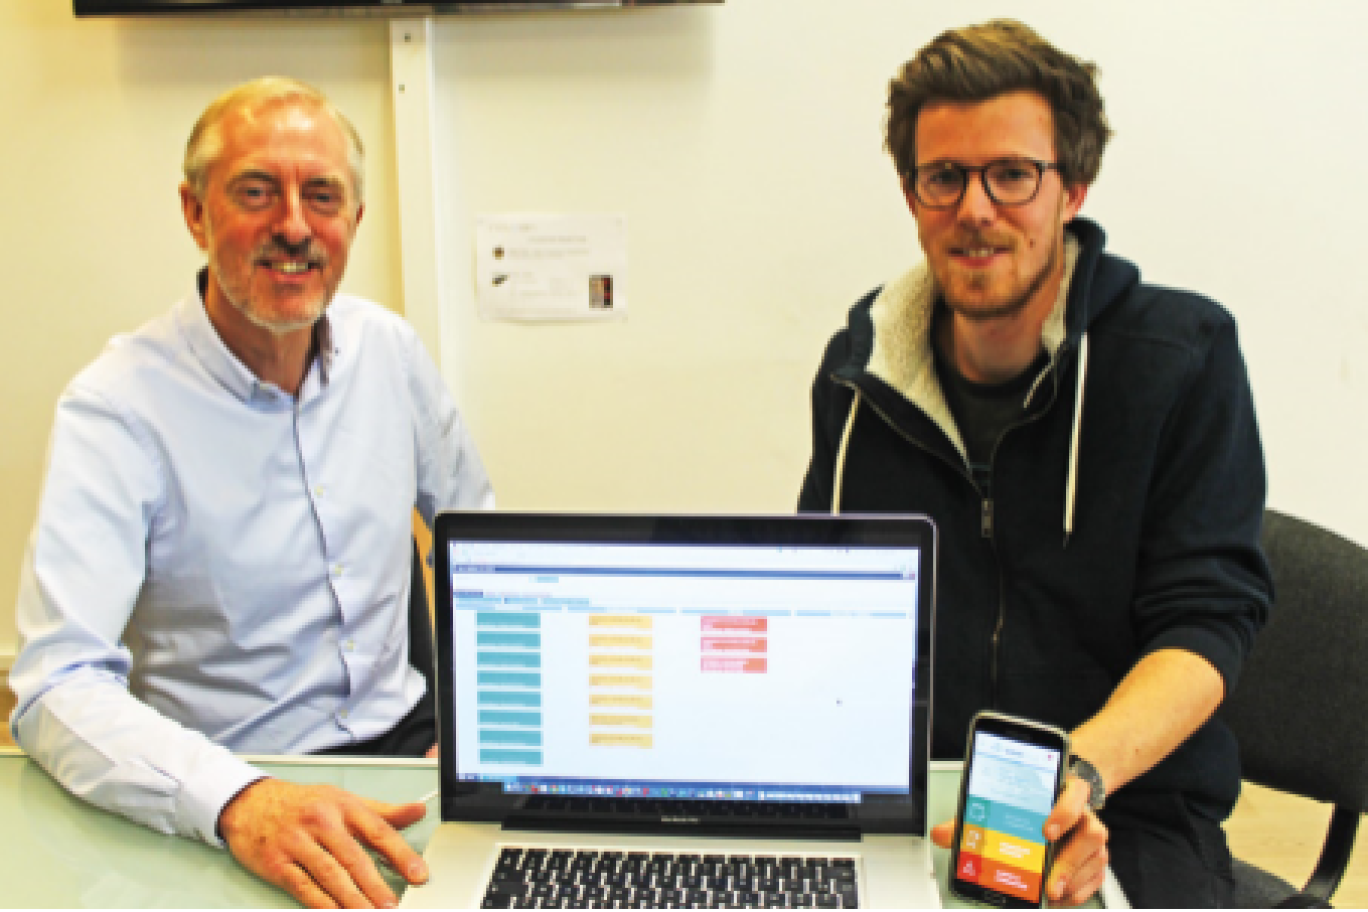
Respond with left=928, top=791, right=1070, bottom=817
left=502, top=813, right=862, bottom=842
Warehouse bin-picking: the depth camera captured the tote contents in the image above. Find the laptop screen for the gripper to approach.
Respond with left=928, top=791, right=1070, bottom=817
left=432, top=513, right=935, bottom=836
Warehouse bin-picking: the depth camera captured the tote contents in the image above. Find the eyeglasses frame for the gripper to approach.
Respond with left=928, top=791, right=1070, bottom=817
left=908, top=157, right=1064, bottom=210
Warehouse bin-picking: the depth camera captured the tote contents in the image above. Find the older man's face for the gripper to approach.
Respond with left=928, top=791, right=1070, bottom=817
left=183, top=101, right=362, bottom=335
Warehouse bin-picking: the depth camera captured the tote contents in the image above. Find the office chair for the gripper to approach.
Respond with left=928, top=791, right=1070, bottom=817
left=1219, top=509, right=1368, bottom=908
left=409, top=539, right=437, bottom=703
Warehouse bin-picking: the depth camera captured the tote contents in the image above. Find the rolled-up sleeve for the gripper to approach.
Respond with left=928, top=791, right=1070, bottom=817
left=1131, top=315, right=1273, bottom=692
left=11, top=381, right=262, bottom=847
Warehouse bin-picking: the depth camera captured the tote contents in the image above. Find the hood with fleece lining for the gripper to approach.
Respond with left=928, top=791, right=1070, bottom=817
left=830, top=217, right=1140, bottom=541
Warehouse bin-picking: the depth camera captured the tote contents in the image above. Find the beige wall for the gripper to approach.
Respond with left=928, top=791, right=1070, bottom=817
left=4, top=0, right=1368, bottom=664
left=0, top=2, right=405, bottom=660
left=422, top=0, right=1368, bottom=541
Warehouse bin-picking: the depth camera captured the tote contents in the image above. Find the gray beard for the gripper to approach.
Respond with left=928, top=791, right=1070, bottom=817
left=210, top=258, right=327, bottom=337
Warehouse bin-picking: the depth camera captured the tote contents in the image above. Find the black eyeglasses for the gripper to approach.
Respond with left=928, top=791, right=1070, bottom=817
left=909, top=158, right=1062, bottom=209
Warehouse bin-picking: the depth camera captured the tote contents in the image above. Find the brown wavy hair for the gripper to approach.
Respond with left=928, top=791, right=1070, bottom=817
left=885, top=20, right=1111, bottom=188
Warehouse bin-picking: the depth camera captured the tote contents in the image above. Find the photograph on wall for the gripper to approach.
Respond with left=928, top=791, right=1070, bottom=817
left=475, top=214, right=628, bottom=323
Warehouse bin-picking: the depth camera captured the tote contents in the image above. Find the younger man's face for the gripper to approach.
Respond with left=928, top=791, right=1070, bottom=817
left=907, top=89, right=1086, bottom=327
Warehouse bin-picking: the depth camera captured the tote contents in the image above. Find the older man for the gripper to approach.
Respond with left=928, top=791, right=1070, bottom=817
left=799, top=21, right=1273, bottom=907
left=11, top=78, right=492, bottom=908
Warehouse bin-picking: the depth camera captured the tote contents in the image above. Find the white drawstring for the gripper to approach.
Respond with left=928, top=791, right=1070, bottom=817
left=834, top=335, right=1087, bottom=546
left=832, top=391, right=861, bottom=515
left=1063, top=333, right=1089, bottom=547
left=1023, top=360, right=1052, bottom=410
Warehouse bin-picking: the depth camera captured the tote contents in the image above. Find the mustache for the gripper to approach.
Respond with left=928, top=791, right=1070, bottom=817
left=947, top=232, right=1015, bottom=250
left=253, top=238, right=327, bottom=265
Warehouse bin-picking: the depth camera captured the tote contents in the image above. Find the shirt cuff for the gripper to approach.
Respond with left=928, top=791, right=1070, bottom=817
left=179, top=750, right=267, bottom=849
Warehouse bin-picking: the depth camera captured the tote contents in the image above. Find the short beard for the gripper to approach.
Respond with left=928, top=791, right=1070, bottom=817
left=210, top=258, right=325, bottom=336
left=208, top=233, right=331, bottom=336
left=240, top=306, right=319, bottom=336
left=940, top=230, right=1062, bottom=324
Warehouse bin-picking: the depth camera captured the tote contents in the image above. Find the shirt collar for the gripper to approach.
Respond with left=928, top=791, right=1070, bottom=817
left=180, top=268, right=335, bottom=406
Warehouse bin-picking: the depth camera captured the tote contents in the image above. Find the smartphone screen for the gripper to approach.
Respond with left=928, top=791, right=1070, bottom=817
left=950, top=713, right=1068, bottom=908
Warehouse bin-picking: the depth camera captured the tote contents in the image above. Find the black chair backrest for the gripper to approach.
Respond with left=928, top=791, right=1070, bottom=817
left=1219, top=509, right=1368, bottom=811
left=409, top=539, right=436, bottom=697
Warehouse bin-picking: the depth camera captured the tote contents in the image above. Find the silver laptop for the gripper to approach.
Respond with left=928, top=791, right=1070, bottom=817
left=402, top=512, right=939, bottom=909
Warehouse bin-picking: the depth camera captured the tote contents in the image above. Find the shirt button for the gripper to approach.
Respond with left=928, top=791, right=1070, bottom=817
left=314, top=485, right=326, bottom=498
left=332, top=564, right=345, bottom=577
left=344, top=639, right=356, bottom=652
left=339, top=709, right=349, bottom=720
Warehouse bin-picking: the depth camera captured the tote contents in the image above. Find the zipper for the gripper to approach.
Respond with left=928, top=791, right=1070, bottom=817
left=837, top=346, right=1068, bottom=710
left=980, top=348, right=1067, bottom=707
left=834, top=376, right=993, bottom=704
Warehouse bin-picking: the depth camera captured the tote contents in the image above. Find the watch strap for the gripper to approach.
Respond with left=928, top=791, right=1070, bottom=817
left=1069, top=756, right=1107, bottom=811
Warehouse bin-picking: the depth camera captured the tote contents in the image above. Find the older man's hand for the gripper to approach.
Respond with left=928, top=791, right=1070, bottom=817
left=218, top=778, right=429, bottom=909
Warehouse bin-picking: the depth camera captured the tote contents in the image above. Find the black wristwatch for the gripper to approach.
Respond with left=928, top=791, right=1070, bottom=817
left=1069, top=756, right=1107, bottom=811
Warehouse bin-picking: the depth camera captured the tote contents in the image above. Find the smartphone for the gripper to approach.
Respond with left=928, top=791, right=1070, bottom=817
left=949, top=711, right=1070, bottom=908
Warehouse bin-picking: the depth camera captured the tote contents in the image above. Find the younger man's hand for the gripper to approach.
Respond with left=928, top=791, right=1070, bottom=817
left=929, top=775, right=1109, bottom=908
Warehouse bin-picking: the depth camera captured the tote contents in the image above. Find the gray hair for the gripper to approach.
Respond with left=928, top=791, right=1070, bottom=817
left=182, top=76, right=365, bottom=207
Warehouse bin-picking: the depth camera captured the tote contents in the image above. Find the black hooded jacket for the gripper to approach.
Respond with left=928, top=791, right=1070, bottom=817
left=798, top=218, right=1272, bottom=820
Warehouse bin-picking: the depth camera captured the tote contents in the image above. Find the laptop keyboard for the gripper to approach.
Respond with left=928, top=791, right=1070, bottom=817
left=481, top=848, right=860, bottom=908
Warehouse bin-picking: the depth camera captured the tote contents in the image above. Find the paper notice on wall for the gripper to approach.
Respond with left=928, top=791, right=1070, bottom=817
left=474, top=214, right=627, bottom=322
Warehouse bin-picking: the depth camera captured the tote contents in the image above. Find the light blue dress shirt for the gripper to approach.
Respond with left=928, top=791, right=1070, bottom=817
left=10, top=283, right=493, bottom=846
